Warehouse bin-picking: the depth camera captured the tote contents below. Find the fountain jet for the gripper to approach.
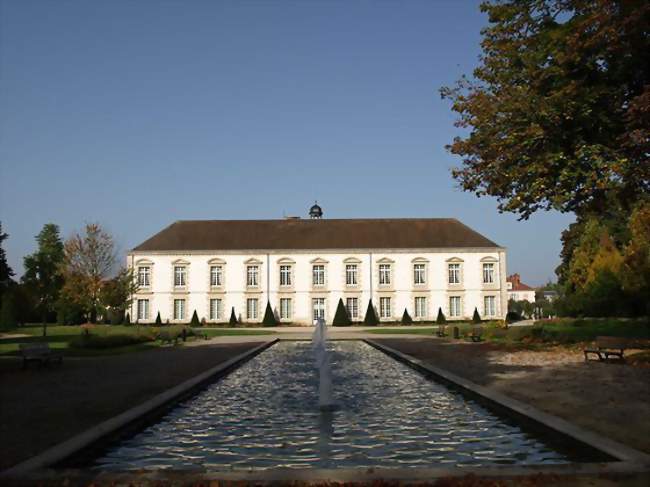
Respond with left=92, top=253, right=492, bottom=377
left=312, top=318, right=335, bottom=411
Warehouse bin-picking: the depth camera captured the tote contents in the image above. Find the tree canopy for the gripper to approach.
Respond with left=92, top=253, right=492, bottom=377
left=441, top=0, right=649, bottom=219
left=0, top=222, right=15, bottom=299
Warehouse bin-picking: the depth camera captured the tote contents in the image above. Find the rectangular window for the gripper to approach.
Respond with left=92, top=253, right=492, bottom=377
left=483, top=263, right=495, bottom=284
left=280, top=298, right=292, bottom=319
left=345, top=264, right=358, bottom=286
left=312, top=298, right=325, bottom=321
left=137, top=266, right=150, bottom=287
left=449, top=296, right=461, bottom=317
left=312, top=265, right=325, bottom=286
left=379, top=264, right=391, bottom=285
left=173, top=299, right=185, bottom=320
left=279, top=265, right=292, bottom=286
left=137, top=299, right=149, bottom=320
left=380, top=297, right=391, bottom=318
left=209, top=298, right=222, bottom=321
left=414, top=264, right=426, bottom=285
left=247, top=266, right=259, bottom=287
left=346, top=297, right=359, bottom=319
left=174, top=266, right=186, bottom=287
left=448, top=263, right=461, bottom=285
left=210, top=265, right=222, bottom=287
left=246, top=298, right=258, bottom=320
left=484, top=296, right=496, bottom=317
left=414, top=297, right=427, bottom=318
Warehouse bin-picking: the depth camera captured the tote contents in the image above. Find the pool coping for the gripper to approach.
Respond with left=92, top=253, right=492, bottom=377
left=1, top=338, right=279, bottom=477
left=364, top=339, right=650, bottom=468
left=3, top=337, right=649, bottom=484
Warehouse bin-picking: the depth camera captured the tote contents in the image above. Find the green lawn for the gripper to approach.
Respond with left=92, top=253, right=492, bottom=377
left=364, top=327, right=439, bottom=335
left=0, top=324, right=276, bottom=356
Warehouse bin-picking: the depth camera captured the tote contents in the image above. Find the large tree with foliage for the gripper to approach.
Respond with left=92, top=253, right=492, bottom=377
left=60, top=223, right=117, bottom=323
left=101, top=267, right=138, bottom=324
left=441, top=0, right=649, bottom=219
left=22, top=224, right=65, bottom=335
left=0, top=222, right=15, bottom=300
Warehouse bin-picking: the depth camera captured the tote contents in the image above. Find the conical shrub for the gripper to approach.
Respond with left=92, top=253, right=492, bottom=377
left=436, top=307, right=446, bottom=324
left=401, top=308, right=413, bottom=325
left=363, top=299, right=379, bottom=326
left=190, top=310, right=200, bottom=326
left=262, top=301, right=278, bottom=326
left=332, top=298, right=351, bottom=326
left=155, top=311, right=162, bottom=325
left=472, top=307, right=481, bottom=324
left=229, top=307, right=238, bottom=326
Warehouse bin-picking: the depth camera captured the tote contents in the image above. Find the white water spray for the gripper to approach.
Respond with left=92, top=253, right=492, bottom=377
left=312, top=318, right=335, bottom=410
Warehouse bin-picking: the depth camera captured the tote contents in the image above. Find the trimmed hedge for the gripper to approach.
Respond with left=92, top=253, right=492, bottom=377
left=70, top=332, right=155, bottom=349
left=436, top=307, right=446, bottom=324
left=229, top=307, right=238, bottom=326
left=363, top=300, right=379, bottom=326
left=332, top=298, right=351, bottom=326
left=472, top=307, right=481, bottom=324
left=401, top=309, right=413, bottom=325
left=262, top=301, right=278, bottom=326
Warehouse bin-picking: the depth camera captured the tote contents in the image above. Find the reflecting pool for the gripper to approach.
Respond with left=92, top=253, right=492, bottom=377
left=94, top=341, right=582, bottom=470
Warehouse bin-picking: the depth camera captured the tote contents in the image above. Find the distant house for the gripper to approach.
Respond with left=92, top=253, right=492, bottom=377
left=540, top=289, right=559, bottom=302
left=506, top=273, right=535, bottom=303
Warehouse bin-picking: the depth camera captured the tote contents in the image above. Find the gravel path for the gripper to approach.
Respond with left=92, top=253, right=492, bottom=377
left=375, top=338, right=650, bottom=455
left=0, top=342, right=261, bottom=470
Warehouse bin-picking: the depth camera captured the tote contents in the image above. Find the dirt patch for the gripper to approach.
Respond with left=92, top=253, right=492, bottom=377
left=0, top=342, right=262, bottom=470
left=376, top=338, right=650, bottom=455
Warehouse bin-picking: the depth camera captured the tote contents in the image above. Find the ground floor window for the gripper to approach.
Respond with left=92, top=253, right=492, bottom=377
left=173, top=299, right=185, bottom=320
left=209, top=298, right=222, bottom=321
left=137, top=299, right=149, bottom=320
left=280, top=298, right=292, bottom=319
left=312, top=298, right=325, bottom=322
left=346, top=297, right=359, bottom=320
left=380, top=297, right=391, bottom=318
left=449, top=296, right=461, bottom=317
left=246, top=298, right=258, bottom=320
left=414, top=297, right=426, bottom=318
left=484, top=295, right=496, bottom=317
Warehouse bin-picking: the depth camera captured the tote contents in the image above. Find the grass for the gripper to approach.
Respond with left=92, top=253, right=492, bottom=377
left=0, top=323, right=276, bottom=356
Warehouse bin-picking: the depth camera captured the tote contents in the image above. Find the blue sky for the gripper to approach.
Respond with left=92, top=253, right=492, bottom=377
left=0, top=0, right=573, bottom=285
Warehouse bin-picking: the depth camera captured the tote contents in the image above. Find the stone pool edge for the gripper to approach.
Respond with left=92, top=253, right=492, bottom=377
left=365, top=339, right=650, bottom=469
left=1, top=339, right=279, bottom=478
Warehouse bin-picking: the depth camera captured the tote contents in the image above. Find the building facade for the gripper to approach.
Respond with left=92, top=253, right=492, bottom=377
left=128, top=210, right=508, bottom=325
left=506, top=273, right=536, bottom=303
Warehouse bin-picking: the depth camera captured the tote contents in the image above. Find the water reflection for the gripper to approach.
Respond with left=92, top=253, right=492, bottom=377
left=95, top=342, right=578, bottom=470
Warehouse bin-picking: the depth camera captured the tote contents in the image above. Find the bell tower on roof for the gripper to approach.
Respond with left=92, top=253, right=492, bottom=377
left=309, top=201, right=323, bottom=219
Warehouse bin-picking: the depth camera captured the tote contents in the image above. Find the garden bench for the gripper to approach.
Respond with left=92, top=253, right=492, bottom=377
left=157, top=332, right=178, bottom=345
left=436, top=325, right=447, bottom=338
left=19, top=343, right=63, bottom=368
left=583, top=336, right=628, bottom=362
left=468, top=326, right=484, bottom=342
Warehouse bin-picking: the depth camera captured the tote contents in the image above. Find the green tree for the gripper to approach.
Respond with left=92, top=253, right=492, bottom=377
left=60, top=223, right=117, bottom=323
left=332, top=298, right=351, bottom=326
left=401, top=308, right=413, bottom=325
left=0, top=222, right=15, bottom=301
left=441, top=0, right=649, bottom=220
left=0, top=290, right=18, bottom=329
left=262, top=301, right=277, bottom=326
left=436, top=307, right=446, bottom=324
left=363, top=300, right=379, bottom=326
left=101, top=268, right=138, bottom=325
left=472, top=307, right=482, bottom=324
left=22, top=224, right=65, bottom=334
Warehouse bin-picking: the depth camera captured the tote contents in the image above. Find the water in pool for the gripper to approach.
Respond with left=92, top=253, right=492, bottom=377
left=94, top=341, right=578, bottom=470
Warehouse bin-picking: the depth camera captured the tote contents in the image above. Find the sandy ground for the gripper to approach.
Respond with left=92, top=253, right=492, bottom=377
left=376, top=338, right=650, bottom=455
left=0, top=341, right=261, bottom=470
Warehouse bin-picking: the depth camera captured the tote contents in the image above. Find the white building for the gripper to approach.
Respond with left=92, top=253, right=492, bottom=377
left=128, top=205, right=507, bottom=325
left=506, top=274, right=536, bottom=303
